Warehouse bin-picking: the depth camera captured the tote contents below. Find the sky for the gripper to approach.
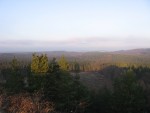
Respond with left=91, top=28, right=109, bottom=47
left=0, top=0, right=150, bottom=52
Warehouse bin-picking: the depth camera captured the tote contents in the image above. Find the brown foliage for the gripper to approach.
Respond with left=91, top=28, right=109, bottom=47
left=0, top=93, right=55, bottom=113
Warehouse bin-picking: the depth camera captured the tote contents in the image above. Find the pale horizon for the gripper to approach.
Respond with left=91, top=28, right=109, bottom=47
left=0, top=0, right=150, bottom=52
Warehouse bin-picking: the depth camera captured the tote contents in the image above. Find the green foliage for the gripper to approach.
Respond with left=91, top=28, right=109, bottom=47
left=74, top=60, right=80, bottom=74
left=58, top=55, right=69, bottom=71
left=39, top=54, right=49, bottom=73
left=2, top=54, right=150, bottom=113
left=31, top=53, right=39, bottom=73
left=49, top=57, right=60, bottom=73
left=30, top=57, right=89, bottom=112
left=11, top=56, right=19, bottom=71
left=86, top=88, right=112, bottom=113
left=27, top=74, right=45, bottom=92
left=5, top=57, right=24, bottom=93
left=112, top=70, right=146, bottom=113
left=5, top=73, right=24, bottom=93
left=31, top=53, right=49, bottom=73
left=43, top=71, right=89, bottom=112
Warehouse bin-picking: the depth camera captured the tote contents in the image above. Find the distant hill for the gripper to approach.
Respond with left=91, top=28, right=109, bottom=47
left=0, top=48, right=150, bottom=67
left=0, top=48, right=150, bottom=58
left=114, top=48, right=150, bottom=56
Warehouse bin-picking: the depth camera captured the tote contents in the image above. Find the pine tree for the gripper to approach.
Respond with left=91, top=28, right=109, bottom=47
left=6, top=56, right=24, bottom=93
left=31, top=53, right=49, bottom=73
left=58, top=55, right=69, bottom=71
left=40, top=54, right=49, bottom=73
left=49, top=57, right=60, bottom=73
left=113, top=70, right=146, bottom=113
left=31, top=53, right=39, bottom=73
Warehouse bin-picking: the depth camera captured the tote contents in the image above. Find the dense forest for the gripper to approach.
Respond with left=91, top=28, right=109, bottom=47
left=0, top=49, right=150, bottom=113
left=0, top=49, right=150, bottom=71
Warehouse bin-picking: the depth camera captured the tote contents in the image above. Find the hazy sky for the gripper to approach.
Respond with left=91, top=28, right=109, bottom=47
left=0, top=0, right=150, bottom=52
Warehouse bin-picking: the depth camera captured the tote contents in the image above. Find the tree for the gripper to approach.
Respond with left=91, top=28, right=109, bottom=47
left=49, top=57, right=60, bottom=73
left=11, top=56, right=19, bottom=71
left=43, top=70, right=89, bottom=113
left=39, top=54, right=49, bottom=73
left=31, top=53, right=39, bottom=73
left=74, top=60, right=80, bottom=74
left=74, top=60, right=80, bottom=80
left=31, top=53, right=49, bottom=73
left=112, top=70, right=146, bottom=113
left=58, top=55, right=69, bottom=71
left=5, top=57, right=24, bottom=93
left=86, top=87, right=112, bottom=113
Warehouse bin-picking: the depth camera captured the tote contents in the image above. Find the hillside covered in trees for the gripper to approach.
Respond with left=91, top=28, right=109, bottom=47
left=0, top=48, right=150, bottom=71
left=0, top=49, right=150, bottom=113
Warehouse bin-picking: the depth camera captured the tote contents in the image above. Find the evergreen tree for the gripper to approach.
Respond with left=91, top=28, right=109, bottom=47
left=49, top=57, right=60, bottom=73
left=5, top=57, right=24, bottom=93
left=112, top=70, right=146, bottom=113
left=31, top=53, right=49, bottom=73
left=58, top=55, right=69, bottom=71
left=39, top=54, right=49, bottom=73
left=31, top=53, right=39, bottom=73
